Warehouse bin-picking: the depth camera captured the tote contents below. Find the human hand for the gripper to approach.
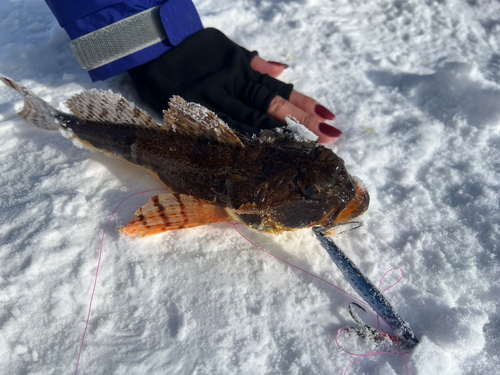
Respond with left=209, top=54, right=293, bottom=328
left=129, top=28, right=340, bottom=143
left=250, top=56, right=340, bottom=143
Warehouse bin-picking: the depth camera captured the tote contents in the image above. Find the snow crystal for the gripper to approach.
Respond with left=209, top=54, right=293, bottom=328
left=59, top=127, right=86, bottom=149
left=285, top=115, right=319, bottom=142
left=14, top=345, right=28, bottom=355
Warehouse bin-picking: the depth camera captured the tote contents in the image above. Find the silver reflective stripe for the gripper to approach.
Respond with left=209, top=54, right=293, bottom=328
left=70, top=6, right=166, bottom=71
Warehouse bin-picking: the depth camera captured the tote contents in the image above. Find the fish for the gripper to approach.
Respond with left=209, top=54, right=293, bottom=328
left=1, top=77, right=369, bottom=236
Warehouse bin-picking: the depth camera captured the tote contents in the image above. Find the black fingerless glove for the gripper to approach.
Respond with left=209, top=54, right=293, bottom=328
left=129, top=28, right=293, bottom=134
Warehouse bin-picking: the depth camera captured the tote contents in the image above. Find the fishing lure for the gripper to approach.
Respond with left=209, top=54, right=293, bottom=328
left=313, top=226, right=419, bottom=350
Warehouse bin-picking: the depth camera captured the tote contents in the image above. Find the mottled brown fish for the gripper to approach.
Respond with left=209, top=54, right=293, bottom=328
left=1, top=77, right=369, bottom=236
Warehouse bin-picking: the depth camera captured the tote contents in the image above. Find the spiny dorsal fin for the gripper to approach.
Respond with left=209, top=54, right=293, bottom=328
left=162, top=96, right=244, bottom=147
left=119, top=193, right=231, bottom=236
left=66, top=89, right=159, bottom=128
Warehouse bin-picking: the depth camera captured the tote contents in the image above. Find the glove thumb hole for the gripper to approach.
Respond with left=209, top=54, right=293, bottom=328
left=238, top=45, right=258, bottom=62
left=238, top=81, right=277, bottom=113
left=258, top=74, right=294, bottom=101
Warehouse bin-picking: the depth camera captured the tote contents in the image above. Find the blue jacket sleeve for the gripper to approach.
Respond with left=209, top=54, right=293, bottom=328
left=44, top=0, right=203, bottom=81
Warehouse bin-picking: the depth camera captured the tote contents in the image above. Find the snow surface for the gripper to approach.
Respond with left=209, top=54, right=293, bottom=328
left=1, top=0, right=500, bottom=374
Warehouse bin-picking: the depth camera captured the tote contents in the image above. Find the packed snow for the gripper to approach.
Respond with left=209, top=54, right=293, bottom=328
left=1, top=0, right=499, bottom=374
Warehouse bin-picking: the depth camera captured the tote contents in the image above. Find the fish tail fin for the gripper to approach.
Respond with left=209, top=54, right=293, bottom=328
left=1, top=77, right=62, bottom=131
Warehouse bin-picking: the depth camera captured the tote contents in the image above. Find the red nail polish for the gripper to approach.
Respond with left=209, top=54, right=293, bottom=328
left=318, top=123, right=342, bottom=137
left=315, top=104, right=335, bottom=120
left=267, top=61, right=290, bottom=69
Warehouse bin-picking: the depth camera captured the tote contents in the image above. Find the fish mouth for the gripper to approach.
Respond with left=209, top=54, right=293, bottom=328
left=332, top=177, right=369, bottom=226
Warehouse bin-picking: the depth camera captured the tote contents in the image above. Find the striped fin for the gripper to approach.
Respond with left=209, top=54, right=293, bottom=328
left=119, top=193, right=232, bottom=236
left=162, top=96, right=244, bottom=147
left=1, top=77, right=62, bottom=130
left=66, top=89, right=159, bottom=128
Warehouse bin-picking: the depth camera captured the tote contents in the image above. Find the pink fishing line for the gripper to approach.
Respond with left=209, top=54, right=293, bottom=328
left=231, top=223, right=369, bottom=308
left=231, top=222, right=411, bottom=375
left=76, top=193, right=410, bottom=375
left=74, top=188, right=168, bottom=375
left=335, top=326, right=409, bottom=375
left=376, top=268, right=404, bottom=333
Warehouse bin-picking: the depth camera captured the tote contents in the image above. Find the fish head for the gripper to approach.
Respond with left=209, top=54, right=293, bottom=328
left=252, top=146, right=369, bottom=232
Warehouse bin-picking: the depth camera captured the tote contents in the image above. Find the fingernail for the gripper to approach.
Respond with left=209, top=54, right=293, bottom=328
left=267, top=61, right=290, bottom=69
left=315, top=104, right=335, bottom=120
left=318, top=123, right=342, bottom=137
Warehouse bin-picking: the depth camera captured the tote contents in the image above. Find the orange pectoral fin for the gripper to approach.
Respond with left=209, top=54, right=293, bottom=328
left=119, top=193, right=231, bottom=236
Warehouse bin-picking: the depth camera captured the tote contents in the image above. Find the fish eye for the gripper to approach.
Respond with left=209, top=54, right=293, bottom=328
left=296, top=173, right=326, bottom=200
left=304, top=185, right=321, bottom=197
